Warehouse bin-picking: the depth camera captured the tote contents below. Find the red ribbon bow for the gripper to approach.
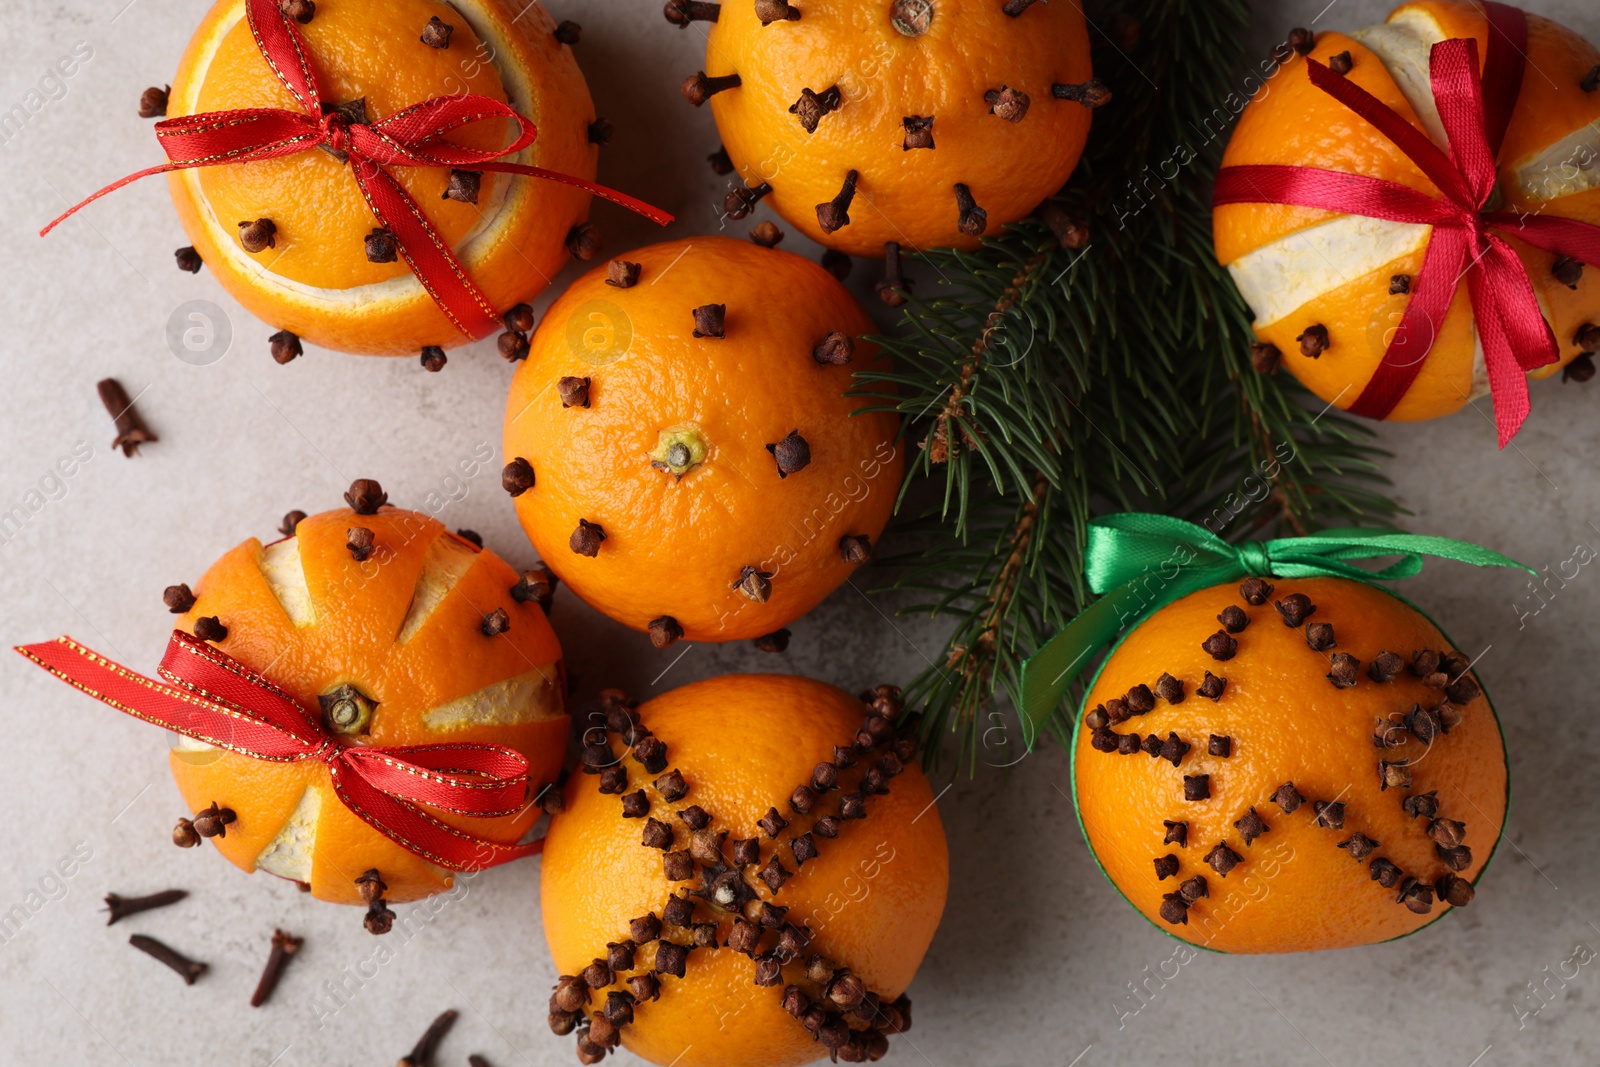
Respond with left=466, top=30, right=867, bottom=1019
left=1214, top=2, right=1600, bottom=447
left=42, top=0, right=671, bottom=340
left=16, top=631, right=546, bottom=872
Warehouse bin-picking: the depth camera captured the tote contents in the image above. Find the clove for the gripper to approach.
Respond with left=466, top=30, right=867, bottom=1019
left=1304, top=621, right=1336, bottom=651
left=1051, top=79, right=1113, bottom=107
left=501, top=458, right=536, bottom=497
left=1337, top=833, right=1378, bottom=861
left=250, top=928, right=303, bottom=1007
left=1274, top=592, right=1315, bottom=626
left=399, top=1010, right=457, bottom=1066
left=566, top=223, right=602, bottom=260
left=1297, top=323, right=1329, bottom=357
left=269, top=329, right=303, bottom=364
left=420, top=346, right=447, bottom=372
left=1158, top=893, right=1189, bottom=925
left=346, top=526, right=375, bottom=562
left=902, top=115, right=935, bottom=150
left=129, top=934, right=207, bottom=984
left=1205, top=842, right=1242, bottom=877
left=191, top=802, right=235, bottom=838
left=1251, top=342, right=1281, bottom=375
left=1155, top=673, right=1185, bottom=704
left=724, top=181, right=772, bottom=219
left=749, top=221, right=784, bottom=247
left=194, top=616, right=228, bottom=642
left=279, top=0, right=314, bottom=22
left=682, top=71, right=742, bottom=106
left=164, top=584, right=196, bottom=613
left=648, top=616, right=684, bottom=649
left=1378, top=759, right=1412, bottom=791
left=1201, top=630, right=1237, bottom=661
left=98, top=378, right=157, bottom=457
left=420, top=16, right=453, bottom=47
left=1584, top=64, right=1600, bottom=93
left=364, top=898, right=395, bottom=934
left=655, top=769, right=689, bottom=802
left=1234, top=808, right=1268, bottom=846
left=1271, top=781, right=1304, bottom=813
left=1402, top=791, right=1439, bottom=820
left=684, top=302, right=728, bottom=340
left=139, top=85, right=169, bottom=118
left=170, top=818, right=201, bottom=847
left=345, top=478, right=387, bottom=514
left=1435, top=873, right=1475, bottom=907
left=1312, top=800, right=1345, bottom=829
left=665, top=0, right=721, bottom=26
left=790, top=86, right=841, bottom=133
left=175, top=245, right=202, bottom=273
left=598, top=261, right=642, bottom=294
left=876, top=241, right=911, bottom=307
left=481, top=608, right=511, bottom=636
left=655, top=941, right=689, bottom=977
left=553, top=19, right=581, bottom=44
left=1437, top=845, right=1473, bottom=871
left=816, top=170, right=859, bottom=234
left=1153, top=855, right=1179, bottom=880
left=364, top=228, right=397, bottom=263
left=1162, top=820, right=1188, bottom=847
left=953, top=183, right=987, bottom=236
left=1553, top=255, right=1584, bottom=289
left=985, top=86, right=1030, bottom=123
left=1368, top=651, right=1403, bottom=682
left=814, top=331, right=854, bottom=366
left=104, top=888, right=187, bottom=925
left=1159, top=732, right=1190, bottom=768
left=1183, top=774, right=1210, bottom=801
left=768, top=430, right=811, bottom=477
left=570, top=519, right=606, bottom=557
left=1197, top=671, right=1226, bottom=700
left=1326, top=652, right=1360, bottom=688
left=1217, top=605, right=1249, bottom=633
left=1328, top=50, right=1354, bottom=74
left=1208, top=734, right=1232, bottom=758
left=734, top=565, right=773, bottom=603
left=442, top=169, right=480, bottom=204
left=755, top=0, right=799, bottom=22
left=238, top=218, right=277, bottom=252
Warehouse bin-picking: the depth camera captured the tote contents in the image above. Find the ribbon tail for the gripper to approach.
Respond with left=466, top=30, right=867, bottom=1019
left=1018, top=588, right=1156, bottom=749
left=349, top=157, right=504, bottom=339
left=1349, top=227, right=1470, bottom=421
left=14, top=635, right=319, bottom=758
left=330, top=757, right=543, bottom=872
left=477, top=162, right=675, bottom=226
left=40, top=162, right=181, bottom=236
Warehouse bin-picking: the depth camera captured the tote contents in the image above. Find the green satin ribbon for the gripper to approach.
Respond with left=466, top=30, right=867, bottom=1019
left=1017, top=513, right=1531, bottom=747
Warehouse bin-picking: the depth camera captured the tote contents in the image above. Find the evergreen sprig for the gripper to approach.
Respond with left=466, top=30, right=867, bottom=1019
left=855, top=0, right=1404, bottom=771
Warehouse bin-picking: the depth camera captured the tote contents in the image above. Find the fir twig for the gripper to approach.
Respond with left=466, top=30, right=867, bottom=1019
left=857, top=0, right=1403, bottom=770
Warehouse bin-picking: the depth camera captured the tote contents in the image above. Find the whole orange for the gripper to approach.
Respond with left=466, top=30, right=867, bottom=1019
left=167, top=0, right=599, bottom=356
left=166, top=478, right=567, bottom=906
left=502, top=236, right=903, bottom=645
left=1073, top=576, right=1505, bottom=953
left=540, top=676, right=947, bottom=1066
left=1214, top=1, right=1600, bottom=422
left=678, top=0, right=1098, bottom=257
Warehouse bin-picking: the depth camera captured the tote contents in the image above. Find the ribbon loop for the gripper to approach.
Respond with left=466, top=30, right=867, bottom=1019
left=1214, top=2, right=1596, bottom=447
left=15, top=631, right=546, bottom=872
left=41, top=0, right=671, bottom=341
left=1016, top=513, right=1530, bottom=748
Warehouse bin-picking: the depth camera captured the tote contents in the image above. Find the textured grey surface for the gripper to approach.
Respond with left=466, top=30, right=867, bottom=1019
left=2, top=1, right=1599, bottom=1065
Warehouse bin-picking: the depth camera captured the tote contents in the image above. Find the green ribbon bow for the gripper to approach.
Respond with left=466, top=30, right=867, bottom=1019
left=1017, top=513, right=1531, bottom=747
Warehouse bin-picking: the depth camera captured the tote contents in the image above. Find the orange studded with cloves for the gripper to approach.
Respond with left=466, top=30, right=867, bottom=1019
left=540, top=675, right=947, bottom=1067
left=502, top=236, right=902, bottom=645
left=1073, top=576, right=1506, bottom=953
left=679, top=0, right=1099, bottom=257
left=165, top=480, right=568, bottom=906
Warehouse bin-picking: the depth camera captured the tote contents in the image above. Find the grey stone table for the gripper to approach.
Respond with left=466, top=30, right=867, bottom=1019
left=1, top=1, right=1596, bottom=1064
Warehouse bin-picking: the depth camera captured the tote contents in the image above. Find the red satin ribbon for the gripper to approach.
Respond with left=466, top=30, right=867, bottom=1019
left=41, top=0, right=672, bottom=340
left=1214, top=2, right=1600, bottom=447
left=15, top=631, right=545, bottom=872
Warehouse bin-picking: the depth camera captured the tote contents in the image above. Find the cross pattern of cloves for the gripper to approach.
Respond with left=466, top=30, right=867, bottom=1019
left=1098, top=580, right=1483, bottom=927
left=552, top=685, right=920, bottom=1061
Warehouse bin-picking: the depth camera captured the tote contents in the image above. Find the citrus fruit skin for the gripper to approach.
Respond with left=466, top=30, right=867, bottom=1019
left=540, top=675, right=947, bottom=1067
left=167, top=0, right=597, bottom=354
left=1214, top=1, right=1600, bottom=421
left=1074, top=577, right=1506, bottom=954
left=504, top=236, right=903, bottom=643
left=168, top=502, right=566, bottom=905
left=702, top=0, right=1094, bottom=256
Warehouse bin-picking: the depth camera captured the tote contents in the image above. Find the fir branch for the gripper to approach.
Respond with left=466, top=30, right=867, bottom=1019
left=859, top=0, right=1405, bottom=768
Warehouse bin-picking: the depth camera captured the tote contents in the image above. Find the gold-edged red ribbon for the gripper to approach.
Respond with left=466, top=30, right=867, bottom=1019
left=41, top=0, right=672, bottom=340
left=16, top=631, right=544, bottom=871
